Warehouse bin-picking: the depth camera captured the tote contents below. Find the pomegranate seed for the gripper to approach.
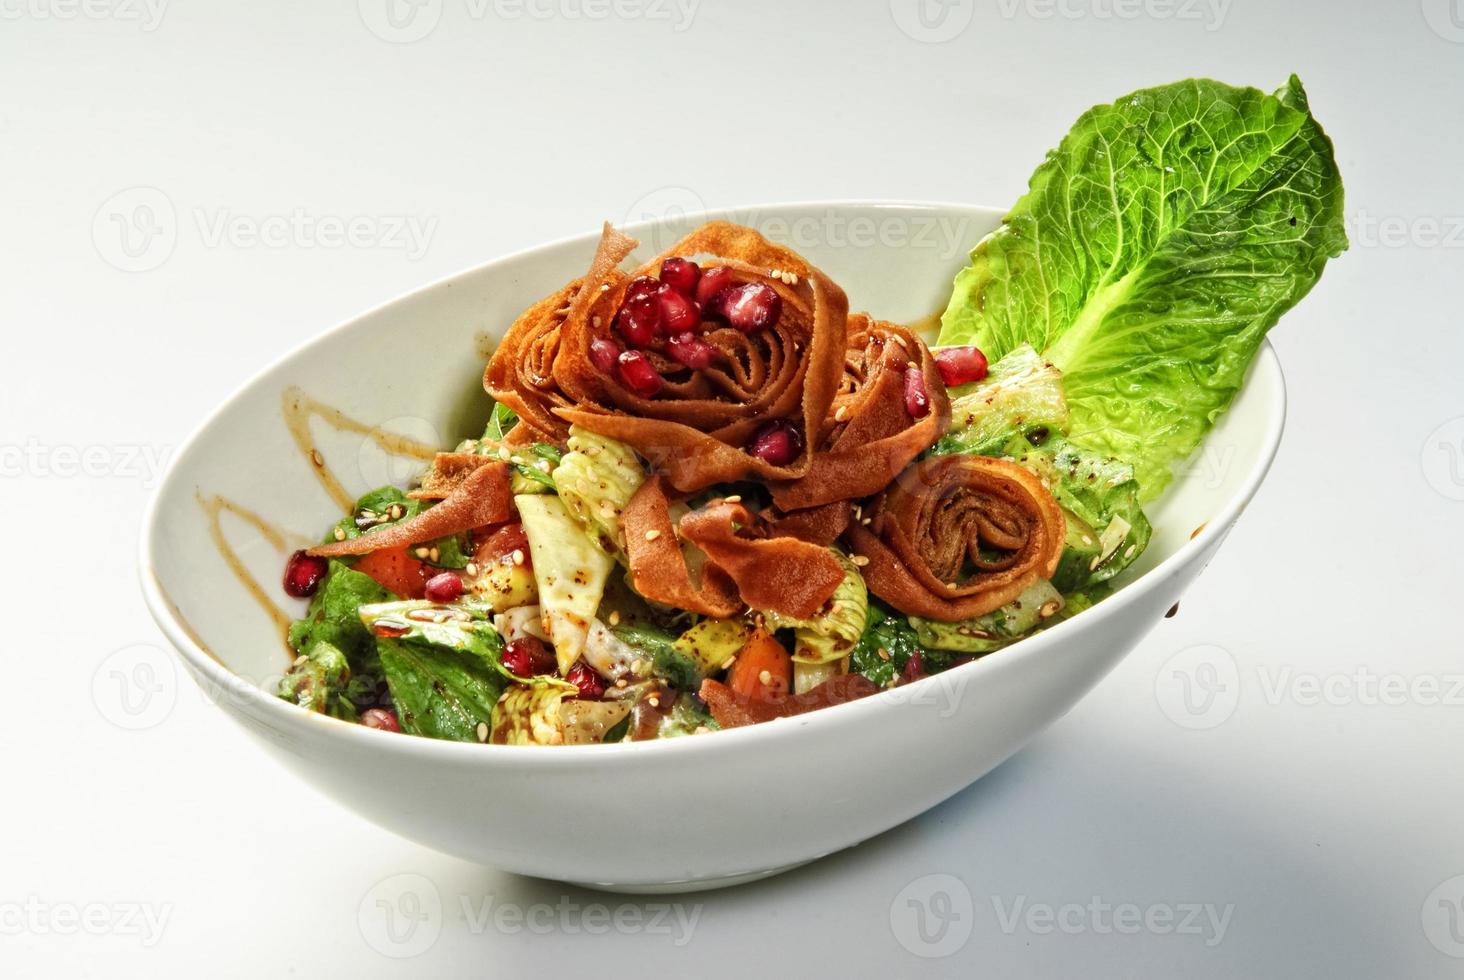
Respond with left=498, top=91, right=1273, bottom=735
left=623, top=275, right=661, bottom=302
left=360, top=707, right=401, bottom=732
left=614, top=293, right=663, bottom=347
left=615, top=350, right=664, bottom=398
left=502, top=635, right=555, bottom=677
left=656, top=284, right=701, bottom=334
left=659, top=257, right=701, bottom=297
left=424, top=571, right=463, bottom=602
left=666, top=331, right=718, bottom=370
left=933, top=345, right=989, bottom=387
left=748, top=419, right=803, bottom=467
left=589, top=337, right=621, bottom=373
left=715, top=282, right=782, bottom=333
left=695, top=265, right=738, bottom=307
left=904, top=367, right=931, bottom=418
left=566, top=661, right=607, bottom=700
left=283, top=550, right=328, bottom=598
left=900, top=650, right=926, bottom=685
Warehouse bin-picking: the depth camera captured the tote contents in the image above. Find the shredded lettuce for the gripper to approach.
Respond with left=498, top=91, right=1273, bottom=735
left=938, top=76, right=1346, bottom=499
left=555, top=426, right=646, bottom=565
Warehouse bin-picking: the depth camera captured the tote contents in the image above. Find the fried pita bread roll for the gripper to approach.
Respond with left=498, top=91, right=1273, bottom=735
left=845, top=455, right=1065, bottom=622
left=772, top=315, right=950, bottom=511
left=486, top=222, right=848, bottom=492
left=620, top=477, right=846, bottom=620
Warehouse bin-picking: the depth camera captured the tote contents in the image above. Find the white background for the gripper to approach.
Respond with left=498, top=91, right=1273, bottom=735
left=5, top=0, right=1463, bottom=976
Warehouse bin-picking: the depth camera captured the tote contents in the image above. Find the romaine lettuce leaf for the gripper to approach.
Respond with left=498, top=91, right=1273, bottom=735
left=938, top=76, right=1346, bottom=500
left=377, top=638, right=505, bottom=741
left=287, top=561, right=389, bottom=666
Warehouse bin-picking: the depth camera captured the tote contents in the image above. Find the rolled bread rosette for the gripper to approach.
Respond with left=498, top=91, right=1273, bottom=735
left=485, top=221, right=849, bottom=492
left=845, top=454, right=1066, bottom=621
left=771, top=314, right=951, bottom=511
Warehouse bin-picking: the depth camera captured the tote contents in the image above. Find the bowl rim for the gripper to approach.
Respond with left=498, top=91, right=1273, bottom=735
left=138, top=198, right=1288, bottom=766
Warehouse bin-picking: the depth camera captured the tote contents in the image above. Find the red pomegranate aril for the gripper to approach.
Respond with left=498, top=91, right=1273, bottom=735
left=659, top=256, right=701, bottom=297
left=424, top=570, right=464, bottom=602
left=655, top=284, right=701, bottom=334
left=904, top=367, right=931, bottom=419
left=933, top=345, right=989, bottom=387
left=501, top=636, right=554, bottom=677
left=283, top=550, right=328, bottom=598
left=718, top=282, right=782, bottom=333
left=589, top=337, right=621, bottom=373
left=615, top=294, right=662, bottom=347
left=566, top=661, right=608, bottom=700
left=360, top=707, right=401, bottom=733
left=615, top=350, right=664, bottom=398
left=623, top=275, right=661, bottom=302
left=748, top=419, right=803, bottom=467
left=666, top=330, right=717, bottom=370
left=900, top=650, right=926, bottom=685
left=695, top=265, right=738, bottom=307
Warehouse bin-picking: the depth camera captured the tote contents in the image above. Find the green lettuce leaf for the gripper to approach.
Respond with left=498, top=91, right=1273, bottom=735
left=377, top=638, right=505, bottom=742
left=938, top=76, right=1346, bottom=499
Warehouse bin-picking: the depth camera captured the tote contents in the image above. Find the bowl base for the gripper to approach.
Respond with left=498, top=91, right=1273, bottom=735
left=569, top=859, right=817, bottom=895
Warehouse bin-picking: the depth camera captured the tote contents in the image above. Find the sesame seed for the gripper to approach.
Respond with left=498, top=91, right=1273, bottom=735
left=310, top=449, right=324, bottom=467
left=608, top=610, right=621, bottom=625
left=388, top=504, right=404, bottom=520
left=723, top=495, right=741, bottom=503
left=861, top=517, right=872, bottom=525
left=948, top=582, right=959, bottom=590
left=644, top=529, right=661, bottom=541
left=630, top=658, right=644, bottom=674
left=834, top=405, right=849, bottom=422
left=465, top=562, right=479, bottom=577
left=757, top=669, right=772, bottom=685
left=333, top=526, right=347, bottom=541
left=414, top=547, right=430, bottom=558
left=512, top=549, right=525, bottom=565
left=475, top=722, right=488, bottom=742
left=615, top=677, right=628, bottom=688
left=851, top=554, right=870, bottom=567
left=428, top=547, right=440, bottom=562
left=537, top=459, right=552, bottom=473
left=497, top=447, right=511, bottom=461
left=647, top=696, right=660, bottom=708
left=592, top=316, right=602, bottom=328
left=510, top=455, right=524, bottom=465
left=1124, top=544, right=1137, bottom=559
left=1039, top=600, right=1061, bottom=618
left=721, top=656, right=736, bottom=670
left=877, top=647, right=890, bottom=661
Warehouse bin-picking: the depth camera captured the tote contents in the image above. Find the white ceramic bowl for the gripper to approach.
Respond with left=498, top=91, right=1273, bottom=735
left=140, top=202, right=1285, bottom=893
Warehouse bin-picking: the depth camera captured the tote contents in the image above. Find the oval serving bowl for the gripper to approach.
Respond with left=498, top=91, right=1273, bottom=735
left=140, top=202, right=1285, bottom=893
